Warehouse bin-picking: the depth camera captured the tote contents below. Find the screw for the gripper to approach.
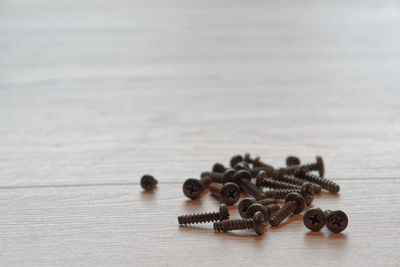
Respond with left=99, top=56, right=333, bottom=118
left=325, top=210, right=348, bottom=233
left=249, top=166, right=275, bottom=177
left=212, top=163, right=227, bottom=173
left=303, top=208, right=326, bottom=231
left=209, top=182, right=241, bottom=206
left=222, top=168, right=236, bottom=184
left=287, top=156, right=324, bottom=177
left=294, top=169, right=340, bottom=193
left=244, top=153, right=273, bottom=168
left=183, top=178, right=207, bottom=200
left=230, top=154, right=244, bottom=168
left=233, top=170, right=266, bottom=200
left=264, top=183, right=314, bottom=206
left=268, top=168, right=322, bottom=194
left=256, top=170, right=302, bottom=190
left=233, top=161, right=251, bottom=171
left=246, top=204, right=269, bottom=220
left=286, top=156, right=301, bottom=167
left=269, top=192, right=305, bottom=227
left=214, top=211, right=266, bottom=236
left=178, top=204, right=229, bottom=225
left=201, top=171, right=223, bottom=184
left=140, top=175, right=158, bottom=191
left=238, top=198, right=278, bottom=218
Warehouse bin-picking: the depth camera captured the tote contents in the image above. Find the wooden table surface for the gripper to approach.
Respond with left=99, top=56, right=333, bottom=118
left=1, top=0, right=400, bottom=266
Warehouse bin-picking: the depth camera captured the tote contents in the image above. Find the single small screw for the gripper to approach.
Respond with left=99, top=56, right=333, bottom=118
left=238, top=198, right=278, bottom=218
left=201, top=171, right=223, bottom=184
left=178, top=204, right=229, bottom=225
left=294, top=169, right=340, bottom=193
left=214, top=211, right=266, bottom=236
left=183, top=178, right=207, bottom=200
left=263, top=182, right=314, bottom=206
left=230, top=154, right=244, bottom=168
left=270, top=192, right=305, bottom=227
left=286, top=156, right=301, bottom=167
left=303, top=208, right=326, bottom=231
left=209, top=182, right=241, bottom=206
left=140, top=175, right=158, bottom=191
left=212, top=163, right=227, bottom=173
left=244, top=153, right=274, bottom=168
left=233, top=170, right=266, bottom=200
left=256, top=170, right=302, bottom=190
left=292, top=156, right=324, bottom=177
left=325, top=210, right=348, bottom=233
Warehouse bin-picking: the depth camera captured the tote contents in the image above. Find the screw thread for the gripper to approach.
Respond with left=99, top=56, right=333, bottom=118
left=178, top=211, right=221, bottom=225
left=269, top=201, right=297, bottom=226
left=273, top=170, right=321, bottom=194
left=266, top=204, right=281, bottom=216
left=201, top=172, right=223, bottom=184
left=264, top=188, right=301, bottom=200
left=296, top=172, right=339, bottom=193
left=214, top=218, right=254, bottom=231
left=259, top=177, right=301, bottom=190
left=241, top=179, right=266, bottom=200
left=256, top=198, right=278, bottom=206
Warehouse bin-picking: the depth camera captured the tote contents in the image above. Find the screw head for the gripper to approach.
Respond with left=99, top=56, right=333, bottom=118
left=182, top=178, right=204, bottom=200
left=316, top=156, right=325, bottom=177
left=286, top=156, right=301, bottom=167
left=246, top=204, right=270, bottom=220
left=253, top=211, right=266, bottom=236
left=222, top=168, right=236, bottom=184
left=232, top=170, right=251, bottom=185
left=233, top=161, right=250, bottom=171
left=220, top=182, right=241, bottom=206
left=255, top=170, right=267, bottom=187
left=212, top=163, right=226, bottom=173
left=285, top=192, right=305, bottom=214
left=140, top=175, right=157, bottom=191
left=219, top=204, right=230, bottom=220
left=301, top=182, right=314, bottom=206
left=303, top=208, right=326, bottom=231
left=326, top=210, right=348, bottom=233
left=230, top=154, right=243, bottom=167
left=238, top=198, right=255, bottom=218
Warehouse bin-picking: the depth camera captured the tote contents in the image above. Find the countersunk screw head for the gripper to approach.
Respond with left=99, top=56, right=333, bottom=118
left=212, top=163, right=226, bottom=173
left=183, top=178, right=204, bottom=200
left=301, top=182, right=314, bottom=206
left=238, top=198, right=255, bottom=218
left=303, top=208, right=326, bottom=231
left=253, top=211, right=266, bottom=236
left=140, top=175, right=158, bottom=191
left=219, top=182, right=241, bottom=206
left=222, top=168, right=236, bottom=184
left=285, top=192, right=305, bottom=214
left=286, top=156, right=301, bottom=167
left=246, top=204, right=270, bottom=221
left=325, top=210, right=348, bottom=233
left=230, top=154, right=244, bottom=167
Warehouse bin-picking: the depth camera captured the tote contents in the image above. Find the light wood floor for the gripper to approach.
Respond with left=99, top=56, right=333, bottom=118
left=0, top=0, right=399, bottom=266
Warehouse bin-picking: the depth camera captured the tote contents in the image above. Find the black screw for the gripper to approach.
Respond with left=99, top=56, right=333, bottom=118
left=244, top=153, right=273, bottom=168
left=246, top=203, right=281, bottom=221
left=238, top=198, right=278, bottom=218
left=183, top=178, right=207, bottom=200
left=214, top=211, right=266, bottom=236
left=230, top=154, right=243, bottom=168
left=303, top=208, right=326, bottom=231
left=209, top=182, right=241, bottom=206
left=178, top=204, right=229, bottom=225
left=270, top=192, right=305, bottom=227
left=256, top=170, right=302, bottom=190
left=325, top=210, right=348, bottom=233
left=201, top=171, right=223, bottom=184
left=270, top=168, right=322, bottom=194
left=294, top=169, right=340, bottom=193
left=140, top=175, right=158, bottom=191
left=286, top=156, right=301, bottom=167
left=263, top=182, right=314, bottom=206
left=212, top=163, right=227, bottom=173
left=222, top=168, right=236, bottom=184
left=233, top=170, right=266, bottom=200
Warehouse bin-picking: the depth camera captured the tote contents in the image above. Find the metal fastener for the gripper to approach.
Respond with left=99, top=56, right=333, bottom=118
left=178, top=204, right=229, bottom=225
left=238, top=198, right=278, bottom=218
left=294, top=169, right=340, bottom=193
left=244, top=153, right=273, bottom=168
left=230, top=154, right=244, bottom=168
left=264, top=182, right=314, bottom=206
left=303, top=208, right=326, bottom=231
left=286, top=156, right=301, bottom=167
left=214, top=211, right=266, bottom=236
left=201, top=171, right=223, bottom=184
left=212, top=163, right=227, bottom=173
left=270, top=192, right=305, bottom=227
left=246, top=203, right=270, bottom=220
left=183, top=178, right=207, bottom=200
left=233, top=170, right=266, bottom=200
left=140, top=175, right=158, bottom=191
left=256, top=170, right=302, bottom=190
left=325, top=210, right=348, bottom=233
left=209, top=182, right=241, bottom=206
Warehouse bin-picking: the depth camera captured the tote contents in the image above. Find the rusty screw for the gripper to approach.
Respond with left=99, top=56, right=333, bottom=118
left=238, top=198, right=278, bottom=218
left=270, top=192, right=305, bottom=227
left=303, top=208, right=326, bottom=231
left=178, top=204, right=229, bottom=225
left=233, top=170, right=266, bottom=200
left=209, top=182, right=241, bottom=206
left=214, top=211, right=266, bottom=236
left=325, top=210, right=348, bottom=233
left=140, top=175, right=158, bottom=191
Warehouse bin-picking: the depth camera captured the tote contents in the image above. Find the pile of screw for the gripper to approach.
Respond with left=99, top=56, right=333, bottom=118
left=177, top=154, right=347, bottom=235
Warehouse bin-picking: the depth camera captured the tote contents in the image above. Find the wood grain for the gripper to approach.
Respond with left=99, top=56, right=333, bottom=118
left=0, top=0, right=399, bottom=266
